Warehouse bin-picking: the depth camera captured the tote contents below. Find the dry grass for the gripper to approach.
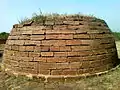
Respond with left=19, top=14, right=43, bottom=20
left=1, top=66, right=120, bottom=90
left=18, top=12, right=97, bottom=24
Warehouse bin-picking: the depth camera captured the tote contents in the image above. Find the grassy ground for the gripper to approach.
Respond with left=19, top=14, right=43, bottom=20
left=0, top=41, right=120, bottom=90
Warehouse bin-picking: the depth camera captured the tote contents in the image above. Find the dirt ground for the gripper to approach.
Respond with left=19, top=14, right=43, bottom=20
left=0, top=41, right=120, bottom=90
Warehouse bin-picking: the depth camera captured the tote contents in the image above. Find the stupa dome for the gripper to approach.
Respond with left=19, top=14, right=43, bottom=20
left=3, top=14, right=119, bottom=79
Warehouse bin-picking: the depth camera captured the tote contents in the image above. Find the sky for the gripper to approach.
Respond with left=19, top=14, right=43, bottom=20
left=0, top=0, right=120, bottom=33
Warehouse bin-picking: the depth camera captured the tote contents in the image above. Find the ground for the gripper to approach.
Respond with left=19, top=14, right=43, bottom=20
left=0, top=41, right=120, bottom=90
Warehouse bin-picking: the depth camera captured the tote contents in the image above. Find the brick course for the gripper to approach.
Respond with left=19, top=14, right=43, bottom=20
left=3, top=15, right=118, bottom=78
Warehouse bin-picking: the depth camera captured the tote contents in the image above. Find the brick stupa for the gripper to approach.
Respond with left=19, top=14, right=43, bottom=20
left=2, top=15, right=119, bottom=80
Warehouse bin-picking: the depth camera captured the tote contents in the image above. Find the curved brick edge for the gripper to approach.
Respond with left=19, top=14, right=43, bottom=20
left=1, top=63, right=119, bottom=82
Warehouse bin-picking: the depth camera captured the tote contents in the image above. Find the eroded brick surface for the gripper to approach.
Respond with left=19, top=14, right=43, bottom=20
left=3, top=15, right=118, bottom=77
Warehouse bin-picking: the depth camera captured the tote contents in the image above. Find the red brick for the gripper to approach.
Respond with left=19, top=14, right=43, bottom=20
left=6, top=50, right=15, bottom=56
left=100, top=38, right=114, bottom=44
left=50, top=46, right=59, bottom=51
left=19, top=57, right=33, bottom=61
left=34, top=26, right=46, bottom=30
left=22, top=30, right=32, bottom=35
left=10, top=31, right=21, bottom=35
left=39, top=70, right=50, bottom=75
left=13, top=67, right=23, bottom=72
left=53, top=25, right=68, bottom=30
left=69, top=62, right=82, bottom=69
left=87, top=30, right=101, bottom=34
left=63, top=21, right=77, bottom=25
left=34, top=46, right=41, bottom=52
left=46, top=57, right=67, bottom=63
left=67, top=57, right=83, bottom=62
left=82, top=68, right=94, bottom=74
left=18, top=52, right=29, bottom=57
left=19, top=61, right=37, bottom=68
left=8, top=36, right=19, bottom=40
left=67, top=52, right=78, bottom=56
left=62, top=69, right=78, bottom=75
left=42, top=40, right=56, bottom=46
left=42, top=40, right=66, bottom=46
left=46, top=30, right=75, bottom=34
left=46, top=34, right=73, bottom=39
left=51, top=70, right=63, bottom=75
left=95, top=34, right=113, bottom=39
left=34, top=57, right=46, bottom=62
left=29, top=52, right=40, bottom=57
left=66, top=40, right=81, bottom=45
left=97, top=54, right=109, bottom=60
left=33, top=41, right=41, bottom=46
left=24, top=40, right=36, bottom=46
left=81, top=61, right=90, bottom=68
left=82, top=55, right=97, bottom=61
left=56, top=62, right=70, bottom=69
left=9, top=60, right=19, bottom=67
left=41, top=46, right=50, bottom=51
left=59, top=46, right=71, bottom=51
left=25, top=46, right=34, bottom=51
left=89, top=60, right=102, bottom=68
left=56, top=40, right=66, bottom=46
left=71, top=46, right=90, bottom=51
left=75, top=30, right=87, bottom=34
left=11, top=45, right=19, bottom=51
left=54, top=52, right=67, bottom=57
left=22, top=68, right=38, bottom=74
left=14, top=40, right=25, bottom=45
left=4, top=45, right=11, bottom=50
left=19, top=35, right=30, bottom=40
left=81, top=40, right=93, bottom=45
left=41, top=52, right=53, bottom=57
left=7, top=40, right=15, bottom=45
left=89, top=34, right=96, bottom=39
left=92, top=49, right=107, bottom=55
left=100, top=43, right=115, bottom=49
left=32, top=30, right=45, bottom=34
left=19, top=46, right=26, bottom=51
left=73, top=34, right=90, bottom=39
left=77, top=51, right=92, bottom=56
left=68, top=25, right=88, bottom=30
left=30, top=35, right=45, bottom=40
left=20, top=64, right=38, bottom=74
left=38, top=62, right=56, bottom=70
left=67, top=51, right=92, bottom=56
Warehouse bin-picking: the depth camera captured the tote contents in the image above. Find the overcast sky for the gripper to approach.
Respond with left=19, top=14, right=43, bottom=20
left=0, top=0, right=120, bottom=33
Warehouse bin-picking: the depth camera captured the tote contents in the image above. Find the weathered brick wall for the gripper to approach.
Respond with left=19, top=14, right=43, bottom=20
left=3, top=16, right=118, bottom=77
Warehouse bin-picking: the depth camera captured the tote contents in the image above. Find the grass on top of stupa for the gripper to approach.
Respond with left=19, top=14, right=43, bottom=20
left=18, top=11, right=99, bottom=24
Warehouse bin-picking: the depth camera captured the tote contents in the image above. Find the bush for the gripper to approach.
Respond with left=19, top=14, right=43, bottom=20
left=112, top=32, right=120, bottom=41
left=0, top=32, right=9, bottom=39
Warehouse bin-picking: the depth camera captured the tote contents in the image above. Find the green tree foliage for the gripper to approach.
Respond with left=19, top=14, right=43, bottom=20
left=112, top=32, right=120, bottom=41
left=0, top=32, right=9, bottom=39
